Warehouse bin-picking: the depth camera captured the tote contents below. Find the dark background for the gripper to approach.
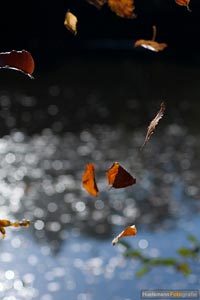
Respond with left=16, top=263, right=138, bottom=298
left=1, top=0, right=200, bottom=70
left=0, top=0, right=200, bottom=135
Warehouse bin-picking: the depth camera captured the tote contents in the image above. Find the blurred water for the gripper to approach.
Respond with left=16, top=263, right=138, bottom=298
left=0, top=118, right=199, bottom=299
left=0, top=61, right=200, bottom=299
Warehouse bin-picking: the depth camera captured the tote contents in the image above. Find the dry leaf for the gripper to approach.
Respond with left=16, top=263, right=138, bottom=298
left=141, top=102, right=165, bottom=148
left=107, top=162, right=136, bottom=188
left=134, top=40, right=167, bottom=52
left=64, top=11, right=78, bottom=35
left=0, top=219, right=30, bottom=239
left=86, top=0, right=107, bottom=9
left=0, top=50, right=35, bottom=78
left=175, top=0, right=191, bottom=12
left=134, top=25, right=167, bottom=52
left=82, top=163, right=99, bottom=196
left=112, top=225, right=137, bottom=245
left=108, top=0, right=137, bottom=18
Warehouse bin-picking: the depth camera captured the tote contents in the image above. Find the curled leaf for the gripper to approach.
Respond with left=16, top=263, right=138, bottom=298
left=108, top=0, right=137, bottom=18
left=134, top=40, right=167, bottom=52
left=107, top=162, right=136, bottom=189
left=0, top=50, right=35, bottom=78
left=134, top=25, right=167, bottom=52
left=0, top=219, right=30, bottom=239
left=141, top=102, right=165, bottom=148
left=64, top=11, right=78, bottom=35
left=82, top=163, right=99, bottom=197
left=175, top=0, right=191, bottom=12
left=86, top=0, right=107, bottom=9
left=112, top=225, right=137, bottom=245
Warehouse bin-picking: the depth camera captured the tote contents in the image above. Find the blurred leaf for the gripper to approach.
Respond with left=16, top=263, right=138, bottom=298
left=136, top=265, right=151, bottom=277
left=187, top=234, right=199, bottom=245
left=118, top=240, right=131, bottom=249
left=108, top=0, right=137, bottom=18
left=124, top=250, right=143, bottom=259
left=178, top=247, right=194, bottom=257
left=176, top=263, right=191, bottom=276
left=86, top=0, right=106, bottom=9
left=152, top=258, right=176, bottom=266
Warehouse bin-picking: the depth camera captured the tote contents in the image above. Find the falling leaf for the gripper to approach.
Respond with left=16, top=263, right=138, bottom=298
left=86, top=0, right=107, bottom=9
left=134, top=25, right=167, bottom=52
left=112, top=225, right=137, bottom=245
left=0, top=219, right=30, bottom=239
left=0, top=50, right=35, bottom=78
left=64, top=11, right=78, bottom=35
left=134, top=40, right=167, bottom=52
left=141, top=102, right=165, bottom=148
left=108, top=0, right=137, bottom=18
left=107, top=162, right=136, bottom=188
left=175, top=0, right=191, bottom=12
left=82, top=163, right=99, bottom=196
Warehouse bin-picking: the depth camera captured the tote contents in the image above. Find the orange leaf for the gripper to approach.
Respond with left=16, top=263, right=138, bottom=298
left=141, top=102, right=165, bottom=148
left=0, top=219, right=30, bottom=239
left=86, top=0, right=107, bottom=9
left=175, top=0, right=191, bottom=11
left=112, top=225, right=137, bottom=245
left=82, top=163, right=99, bottom=197
left=0, top=50, right=35, bottom=78
left=64, top=11, right=78, bottom=35
left=108, top=0, right=137, bottom=18
left=107, top=162, right=136, bottom=188
left=134, top=40, right=167, bottom=52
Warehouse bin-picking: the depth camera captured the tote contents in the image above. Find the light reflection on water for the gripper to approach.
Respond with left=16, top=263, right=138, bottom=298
left=0, top=122, right=199, bottom=299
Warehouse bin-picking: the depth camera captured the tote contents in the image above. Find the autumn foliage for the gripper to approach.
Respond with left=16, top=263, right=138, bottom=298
left=108, top=0, right=136, bottom=19
left=175, top=0, right=191, bottom=11
left=112, top=225, right=137, bottom=245
left=82, top=163, right=99, bottom=197
left=0, top=50, right=35, bottom=77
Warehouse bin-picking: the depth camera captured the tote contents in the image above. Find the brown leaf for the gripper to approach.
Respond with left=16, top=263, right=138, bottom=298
left=0, top=50, right=35, bottom=78
left=141, top=102, right=165, bottom=148
left=82, top=163, right=99, bottom=197
left=112, top=225, right=137, bottom=245
left=175, top=0, right=191, bottom=11
left=107, top=162, right=136, bottom=188
left=134, top=25, right=167, bottom=52
left=0, top=219, right=30, bottom=239
left=108, top=0, right=137, bottom=18
left=64, top=11, right=78, bottom=35
left=134, top=39, right=167, bottom=52
left=86, top=0, right=107, bottom=9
